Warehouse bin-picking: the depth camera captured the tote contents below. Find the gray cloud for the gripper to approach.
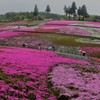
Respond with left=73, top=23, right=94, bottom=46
left=0, top=0, right=100, bottom=15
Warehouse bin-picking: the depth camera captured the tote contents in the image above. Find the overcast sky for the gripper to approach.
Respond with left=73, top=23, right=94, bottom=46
left=0, top=0, right=100, bottom=15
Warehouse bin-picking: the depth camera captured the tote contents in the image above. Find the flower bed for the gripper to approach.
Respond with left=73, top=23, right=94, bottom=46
left=49, top=64, right=100, bottom=99
left=84, top=22, right=100, bottom=28
left=0, top=31, right=24, bottom=38
left=59, top=26, right=91, bottom=36
left=45, top=20, right=75, bottom=26
left=81, top=47, right=100, bottom=58
left=7, top=21, right=25, bottom=25
left=70, top=21, right=100, bottom=28
left=40, top=25, right=63, bottom=29
left=37, top=21, right=95, bottom=36
left=35, top=28, right=59, bottom=33
left=14, top=28, right=36, bottom=33
left=89, top=57, right=100, bottom=62
left=0, top=47, right=89, bottom=100
left=0, top=26, right=17, bottom=31
left=38, top=25, right=91, bottom=36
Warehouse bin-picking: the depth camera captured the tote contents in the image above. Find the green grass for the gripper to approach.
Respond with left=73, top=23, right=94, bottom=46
left=43, top=34, right=100, bottom=47
left=0, top=69, right=10, bottom=81
left=75, top=38, right=100, bottom=44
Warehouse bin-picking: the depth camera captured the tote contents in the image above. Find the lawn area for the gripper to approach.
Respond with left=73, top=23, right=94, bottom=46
left=43, top=34, right=100, bottom=47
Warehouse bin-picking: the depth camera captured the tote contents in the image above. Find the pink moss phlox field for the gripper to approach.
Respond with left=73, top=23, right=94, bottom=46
left=50, top=64, right=100, bottom=99
left=68, top=21, right=100, bottom=28
left=40, top=25, right=63, bottom=30
left=8, top=21, right=25, bottom=25
left=59, top=26, right=91, bottom=36
left=0, top=27, right=36, bottom=38
left=84, top=21, right=100, bottom=28
left=0, top=48, right=89, bottom=74
left=45, top=20, right=100, bottom=28
left=0, top=47, right=89, bottom=100
left=45, top=20, right=75, bottom=25
left=81, top=47, right=100, bottom=53
left=40, top=24, right=91, bottom=36
left=0, top=26, right=17, bottom=31
left=81, top=47, right=100, bottom=57
left=0, top=31, right=23, bottom=38
left=14, top=28, right=36, bottom=33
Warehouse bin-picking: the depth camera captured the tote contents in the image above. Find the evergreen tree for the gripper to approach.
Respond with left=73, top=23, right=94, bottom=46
left=34, top=4, right=39, bottom=18
left=45, top=5, right=51, bottom=13
left=64, top=5, right=68, bottom=16
left=71, top=1, right=77, bottom=19
left=81, top=4, right=89, bottom=20
left=77, top=7, right=82, bottom=20
left=68, top=6, right=72, bottom=20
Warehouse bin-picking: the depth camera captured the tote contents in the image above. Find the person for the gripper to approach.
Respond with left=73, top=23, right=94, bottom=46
left=37, top=44, right=41, bottom=50
left=78, top=49, right=82, bottom=55
left=82, top=51, right=86, bottom=56
left=22, top=43, right=27, bottom=48
left=47, top=46, right=55, bottom=51
left=18, top=26, right=20, bottom=29
left=28, top=24, right=30, bottom=27
left=52, top=46, right=55, bottom=51
left=48, top=46, right=52, bottom=50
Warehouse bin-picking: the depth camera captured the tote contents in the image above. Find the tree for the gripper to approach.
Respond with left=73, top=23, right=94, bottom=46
left=64, top=5, right=68, bottom=16
left=77, top=7, right=82, bottom=20
left=45, top=5, right=51, bottom=13
left=81, top=4, right=89, bottom=20
left=68, top=6, right=72, bottom=20
left=34, top=4, right=39, bottom=19
left=71, top=1, right=77, bottom=19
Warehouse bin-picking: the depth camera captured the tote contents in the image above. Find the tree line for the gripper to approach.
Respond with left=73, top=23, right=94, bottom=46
left=0, top=1, right=100, bottom=22
left=33, top=2, right=100, bottom=21
left=0, top=4, right=59, bottom=22
left=33, top=2, right=89, bottom=21
left=64, top=2, right=89, bottom=20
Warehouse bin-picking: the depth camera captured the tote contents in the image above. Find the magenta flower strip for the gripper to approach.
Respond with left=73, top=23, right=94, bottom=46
left=49, top=64, right=100, bottom=99
left=0, top=47, right=89, bottom=100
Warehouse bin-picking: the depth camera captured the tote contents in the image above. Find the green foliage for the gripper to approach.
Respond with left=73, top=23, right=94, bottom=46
left=67, top=85, right=79, bottom=91
left=38, top=15, right=44, bottom=20
left=40, top=12, right=61, bottom=19
left=0, top=69, right=9, bottom=80
left=77, top=5, right=89, bottom=21
left=71, top=1, right=77, bottom=15
left=17, top=94, right=23, bottom=98
left=53, top=89, right=61, bottom=97
left=68, top=6, right=73, bottom=15
left=77, top=7, right=82, bottom=20
left=64, top=1, right=77, bottom=20
left=28, top=93, right=36, bottom=100
left=81, top=5, right=89, bottom=20
left=0, top=12, right=35, bottom=21
left=34, top=4, right=39, bottom=17
left=46, top=5, right=51, bottom=13
left=63, top=15, right=69, bottom=20
left=63, top=1, right=90, bottom=21
left=44, top=34, right=100, bottom=47
left=67, top=6, right=72, bottom=20
left=64, top=5, right=69, bottom=16
left=77, top=7, right=82, bottom=16
left=92, top=15, right=100, bottom=22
